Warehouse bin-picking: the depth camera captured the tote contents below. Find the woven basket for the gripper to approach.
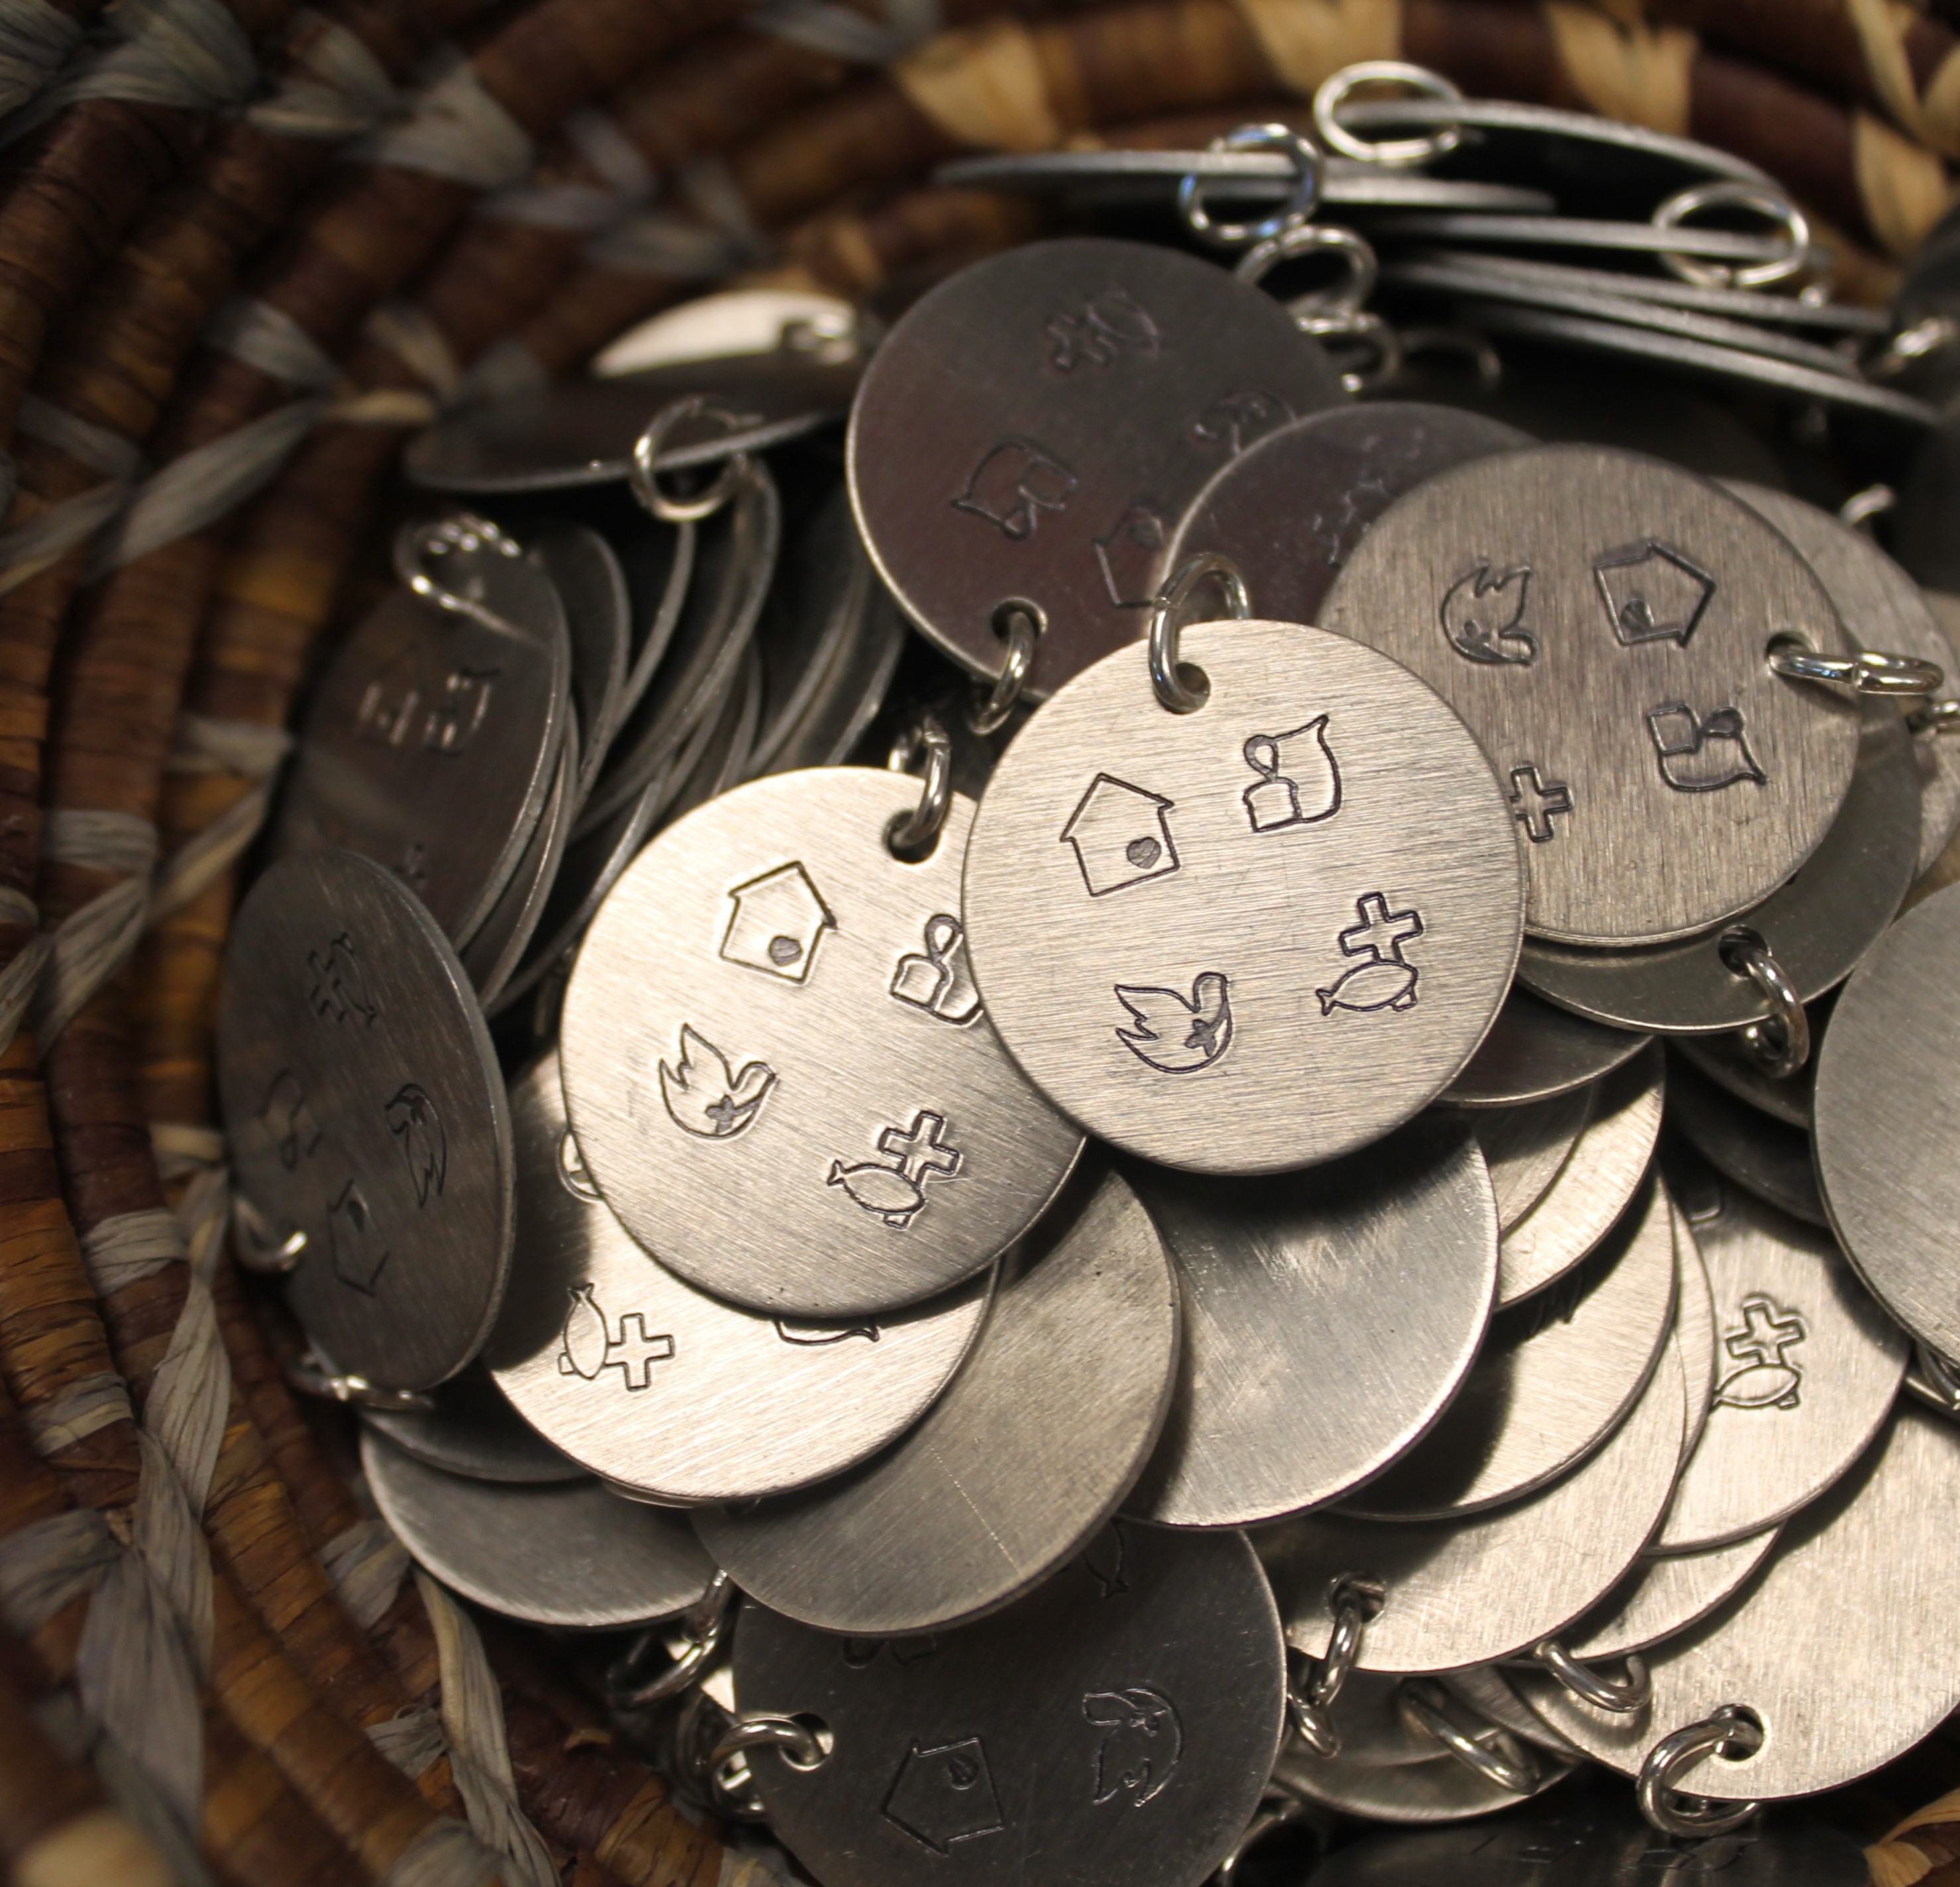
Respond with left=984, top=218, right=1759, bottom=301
left=0, top=1, right=1955, bottom=1882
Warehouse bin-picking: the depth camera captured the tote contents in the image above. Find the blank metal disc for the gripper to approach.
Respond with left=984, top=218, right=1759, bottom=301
left=1468, top=1085, right=1592, bottom=1232
left=1441, top=985, right=1651, bottom=1108
left=1564, top=1528, right=1780, bottom=1662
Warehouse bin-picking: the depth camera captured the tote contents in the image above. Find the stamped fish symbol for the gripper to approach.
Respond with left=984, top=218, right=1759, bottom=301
left=1318, top=893, right=1425, bottom=1017
left=828, top=1110, right=963, bottom=1228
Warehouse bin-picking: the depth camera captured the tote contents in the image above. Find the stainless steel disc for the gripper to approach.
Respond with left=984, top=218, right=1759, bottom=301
left=1467, top=1085, right=1592, bottom=1232
left=693, top=1171, right=1178, bottom=1633
left=1122, top=1117, right=1497, bottom=1527
left=1665, top=1052, right=1825, bottom=1226
left=1346, top=1175, right=1675, bottom=1521
left=1270, top=1742, right=1572, bottom=1825
left=848, top=237, right=1347, bottom=698
left=461, top=712, right=576, bottom=1009
left=562, top=768, right=1084, bottom=1317
left=360, top=1372, right=582, bottom=1483
left=1262, top=1338, right=1685, bottom=1673
left=1441, top=986, right=1651, bottom=1108
left=1499, top=1044, right=1663, bottom=1305
left=733, top=1522, right=1284, bottom=1887
left=1320, top=444, right=1860, bottom=946
left=218, top=850, right=514, bottom=1392
left=961, top=621, right=1523, bottom=1173
left=1814, top=880, right=1960, bottom=1358
left=1519, top=1406, right=1960, bottom=1800
left=1564, top=1529, right=1780, bottom=1662
left=1672, top=997, right=1822, bottom=1129
left=534, top=520, right=629, bottom=810
left=488, top=1053, right=992, bottom=1503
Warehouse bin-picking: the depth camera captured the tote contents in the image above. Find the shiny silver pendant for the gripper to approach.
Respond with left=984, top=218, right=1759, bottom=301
left=1321, top=444, right=1860, bottom=946
left=1441, top=985, right=1651, bottom=1108
left=963, top=619, right=1523, bottom=1173
left=1564, top=1529, right=1782, bottom=1663
left=561, top=767, right=1083, bottom=1317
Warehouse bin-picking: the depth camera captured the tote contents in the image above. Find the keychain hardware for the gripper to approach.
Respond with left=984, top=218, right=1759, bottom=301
left=1720, top=934, right=1811, bottom=1078
left=1636, top=1707, right=1764, bottom=1837
left=285, top=1348, right=435, bottom=1414
left=1531, top=1638, right=1652, bottom=1712
left=231, top=1190, right=307, bottom=1275
left=887, top=712, right=953, bottom=856
left=969, top=602, right=1039, bottom=735
left=631, top=394, right=760, bottom=522
left=608, top=1570, right=736, bottom=1710
left=1177, top=123, right=1323, bottom=248
left=1312, top=61, right=1466, bottom=166
left=1148, top=553, right=1251, bottom=712
left=1287, top=1576, right=1384, bottom=1755
left=1397, top=1678, right=1542, bottom=1794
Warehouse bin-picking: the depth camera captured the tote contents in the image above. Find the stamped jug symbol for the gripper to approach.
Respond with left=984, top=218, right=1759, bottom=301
left=1242, top=716, right=1340, bottom=834
left=891, top=914, right=983, bottom=1024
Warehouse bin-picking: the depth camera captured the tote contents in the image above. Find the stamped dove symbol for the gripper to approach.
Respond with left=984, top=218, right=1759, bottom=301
left=1113, top=973, right=1233, bottom=1073
left=660, top=1024, right=777, bottom=1140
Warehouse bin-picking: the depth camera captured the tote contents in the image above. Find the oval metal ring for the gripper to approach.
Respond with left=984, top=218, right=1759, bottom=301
left=285, top=1349, right=434, bottom=1413
left=1312, top=60, right=1466, bottom=166
left=1911, top=698, right=1960, bottom=736
left=1177, top=123, right=1323, bottom=248
left=1769, top=645, right=1944, bottom=698
left=1533, top=1639, right=1652, bottom=1713
left=1910, top=1342, right=1960, bottom=1415
left=1148, top=553, right=1250, bottom=713
left=1721, top=936, right=1810, bottom=1079
left=1837, top=484, right=1895, bottom=533
left=231, top=1191, right=307, bottom=1275
left=1399, top=1679, right=1541, bottom=1796
left=1654, top=182, right=1810, bottom=290
left=395, top=512, right=525, bottom=635
left=969, top=604, right=1039, bottom=736
left=1237, top=222, right=1379, bottom=319
left=887, top=712, right=953, bottom=855
left=608, top=1570, right=735, bottom=1710
left=1302, top=308, right=1404, bottom=395
left=1636, top=1709, right=1763, bottom=1838
left=707, top=1713, right=829, bottom=1774
left=629, top=395, right=757, bottom=523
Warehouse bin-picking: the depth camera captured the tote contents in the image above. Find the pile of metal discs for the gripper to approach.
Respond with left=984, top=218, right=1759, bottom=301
left=215, top=59, right=1960, bottom=1887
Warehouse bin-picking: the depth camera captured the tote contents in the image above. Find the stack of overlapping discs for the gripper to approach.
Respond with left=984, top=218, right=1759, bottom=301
left=215, top=58, right=1960, bottom=1887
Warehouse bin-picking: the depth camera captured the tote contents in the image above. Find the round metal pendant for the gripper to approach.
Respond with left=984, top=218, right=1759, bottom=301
left=1815, top=881, right=1960, bottom=1358
left=1321, top=444, right=1860, bottom=946
left=757, top=582, right=908, bottom=778
left=562, top=768, right=1083, bottom=1317
left=533, top=521, right=629, bottom=810
left=461, top=714, right=576, bottom=1010
left=1122, top=1117, right=1497, bottom=1528
left=1725, top=480, right=1960, bottom=877
left=403, top=350, right=860, bottom=493
left=1565, top=1529, right=1781, bottom=1662
left=1441, top=987, right=1651, bottom=1108
left=1346, top=1175, right=1674, bottom=1521
left=692, top=1171, right=1178, bottom=1635
left=361, top=1372, right=582, bottom=1483
left=218, top=850, right=514, bottom=1392
left=275, top=539, right=571, bottom=947
left=1519, top=1406, right=1960, bottom=1800
left=1665, top=1053, right=1825, bottom=1226
left=1466, top=1087, right=1591, bottom=1232
left=1498, top=1044, right=1664, bottom=1305
left=1271, top=1745, right=1571, bottom=1825
left=734, top=1522, right=1283, bottom=1887
left=360, top=1429, right=714, bottom=1629
left=1262, top=1340, right=1684, bottom=1673
left=1670, top=1194, right=1718, bottom=1458
left=848, top=237, right=1347, bottom=700
left=962, top=621, right=1523, bottom=1174
left=1672, top=996, right=1823, bottom=1129
left=1662, top=1121, right=1910, bottom=1568
left=1164, top=404, right=1530, bottom=626
left=488, top=1054, right=991, bottom=1503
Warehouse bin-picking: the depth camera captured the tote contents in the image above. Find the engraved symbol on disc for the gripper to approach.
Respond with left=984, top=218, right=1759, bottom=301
left=961, top=622, right=1523, bottom=1173
left=561, top=768, right=1083, bottom=1316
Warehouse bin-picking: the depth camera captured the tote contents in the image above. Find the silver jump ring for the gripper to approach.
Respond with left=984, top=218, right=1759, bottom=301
left=969, top=603, right=1038, bottom=735
left=1236, top=222, right=1378, bottom=318
left=629, top=396, right=757, bottom=523
left=1868, top=313, right=1959, bottom=380
left=1636, top=1708, right=1763, bottom=1838
left=1533, top=1639, right=1651, bottom=1713
left=1397, top=325, right=1504, bottom=390
left=1654, top=182, right=1810, bottom=290
left=1212, top=1798, right=1306, bottom=1887
left=887, top=712, right=953, bottom=853
left=1838, top=484, right=1895, bottom=533
left=1910, top=698, right=1960, bottom=735
left=1721, top=936, right=1810, bottom=1079
left=231, top=1191, right=306, bottom=1275
left=1178, top=123, right=1323, bottom=248
left=1909, top=1342, right=1960, bottom=1415
left=1303, top=309, right=1403, bottom=395
left=1398, top=1680, right=1541, bottom=1796
left=1285, top=1576, right=1382, bottom=1755
left=1769, top=644, right=1944, bottom=696
left=707, top=1714, right=829, bottom=1774
left=285, top=1349, right=434, bottom=1413
left=1149, top=553, right=1250, bottom=713
left=608, top=1570, right=735, bottom=1709
left=396, top=513, right=525, bottom=634
left=1312, top=60, right=1465, bottom=166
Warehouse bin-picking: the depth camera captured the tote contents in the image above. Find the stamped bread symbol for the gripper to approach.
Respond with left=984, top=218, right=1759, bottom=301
left=1714, top=1295, right=1807, bottom=1411
left=720, top=862, right=834, bottom=981
left=1319, top=894, right=1425, bottom=1016
left=1507, top=763, right=1574, bottom=843
left=1062, top=774, right=1179, bottom=896
left=1242, top=716, right=1340, bottom=834
left=1647, top=702, right=1767, bottom=792
left=882, top=1737, right=1005, bottom=1853
left=1440, top=562, right=1536, bottom=665
left=1084, top=1688, right=1183, bottom=1807
left=1593, top=541, right=1716, bottom=647
left=828, top=1111, right=964, bottom=1227
left=1113, top=973, right=1233, bottom=1073
left=557, top=1282, right=675, bottom=1391
left=891, top=915, right=984, bottom=1025
left=660, top=1024, right=777, bottom=1138
left=1189, top=388, right=1291, bottom=457
left=1094, top=502, right=1171, bottom=610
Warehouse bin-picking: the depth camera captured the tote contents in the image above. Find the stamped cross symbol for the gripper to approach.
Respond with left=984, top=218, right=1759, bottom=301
left=1507, top=764, right=1573, bottom=844
left=604, top=1313, right=675, bottom=1389
left=1727, top=1298, right=1806, bottom=1372
left=879, top=1112, right=962, bottom=1186
left=1338, top=894, right=1424, bottom=965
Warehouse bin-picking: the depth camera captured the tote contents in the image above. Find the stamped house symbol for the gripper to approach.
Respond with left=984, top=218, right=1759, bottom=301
left=1593, top=541, right=1717, bottom=647
left=1062, top=774, right=1179, bottom=896
left=720, top=861, right=834, bottom=981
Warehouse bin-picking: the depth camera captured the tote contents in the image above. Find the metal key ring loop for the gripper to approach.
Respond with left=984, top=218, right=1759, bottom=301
left=629, top=395, right=758, bottom=523
left=1149, top=553, right=1251, bottom=714
left=231, top=1191, right=307, bottom=1275
left=1177, top=123, right=1323, bottom=248
left=396, top=512, right=525, bottom=634
left=1720, top=934, right=1810, bottom=1079
left=1301, top=309, right=1403, bottom=395
left=1654, top=182, right=1810, bottom=290
left=1285, top=1576, right=1382, bottom=1754
left=1636, top=1708, right=1763, bottom=1838
left=1910, top=698, right=1960, bottom=735
left=285, top=1348, right=434, bottom=1413
left=1236, top=221, right=1378, bottom=319
left=1769, top=643, right=1945, bottom=697
left=608, top=1570, right=735, bottom=1710
left=707, top=1713, right=830, bottom=1774
left=887, top=712, right=953, bottom=855
left=1838, top=484, right=1895, bottom=533
left=1910, top=1342, right=1960, bottom=1415
left=969, top=602, right=1039, bottom=735
left=1533, top=1639, right=1652, bottom=1713
left=1313, top=60, right=1466, bottom=166
left=1399, top=1679, right=1541, bottom=1796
